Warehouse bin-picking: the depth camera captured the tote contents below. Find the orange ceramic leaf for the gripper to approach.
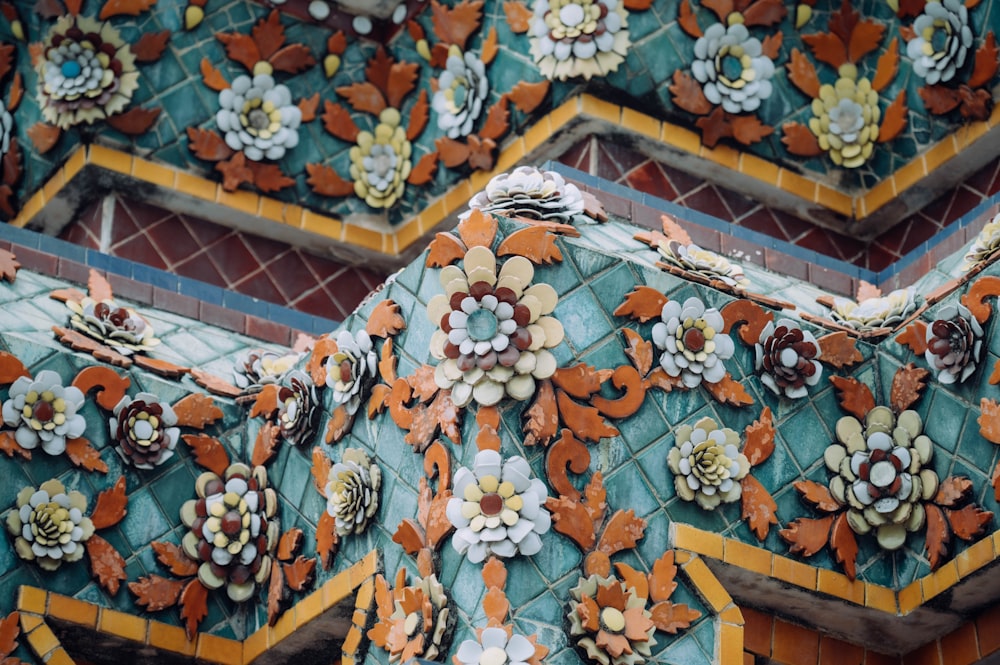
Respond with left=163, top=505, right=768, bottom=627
left=8, top=71, right=22, bottom=112
left=802, top=32, right=847, bottom=69
left=704, top=374, right=754, bottom=407
left=647, top=550, right=677, bottom=603
left=522, top=379, right=559, bottom=447
left=216, top=32, right=261, bottom=72
left=730, top=115, right=774, bottom=146
left=582, top=470, right=607, bottom=526
left=251, top=422, right=280, bottom=467
left=781, top=122, right=822, bottom=156
left=622, top=328, right=653, bottom=376
left=249, top=161, right=294, bottom=193
left=424, top=440, right=452, bottom=489
left=386, top=61, right=420, bottom=109
left=785, top=49, right=821, bottom=98
left=695, top=106, right=732, bottom=148
left=425, top=490, right=454, bottom=548
left=934, top=477, right=973, bottom=508
left=270, top=565, right=290, bottom=626
left=190, top=369, right=242, bottom=398
left=86, top=535, right=127, bottom=594
left=919, top=85, right=961, bottom=115
left=407, top=151, right=439, bottom=187
left=295, top=94, right=320, bottom=124
left=186, top=126, right=234, bottom=161
left=889, top=363, right=928, bottom=414
left=65, top=437, right=108, bottom=473
left=134, top=355, right=188, bottom=379
left=90, top=476, right=127, bottom=530
left=670, top=70, right=712, bottom=115
left=337, top=81, right=387, bottom=115
left=895, top=320, right=928, bottom=356
left=282, top=555, right=316, bottom=592
left=596, top=509, right=646, bottom=556
left=816, top=332, right=863, bottom=369
left=71, top=366, right=130, bottom=411
left=555, top=390, right=620, bottom=441
left=426, top=232, right=467, bottom=268
left=476, top=412, right=501, bottom=452
left=406, top=390, right=461, bottom=451
left=720, top=299, right=772, bottom=346
left=482, top=587, right=509, bottom=624
left=0, top=249, right=19, bottom=284
left=779, top=515, right=834, bottom=557
left=316, top=511, right=339, bottom=569
left=406, top=89, right=430, bottom=141
left=962, top=275, right=1000, bottom=324
left=220, top=153, right=254, bottom=193
left=409, top=364, right=440, bottom=403
left=181, top=434, right=230, bottom=475
left=829, top=375, right=874, bottom=421
left=743, top=407, right=774, bottom=467
left=871, top=38, right=899, bottom=92
left=857, top=278, right=882, bottom=300
left=644, top=367, right=685, bottom=393
left=311, top=447, right=332, bottom=496
left=52, top=326, right=132, bottom=368
left=677, top=1, right=702, bottom=37
left=129, top=575, right=185, bottom=612
left=305, top=163, right=354, bottom=198
left=546, top=429, right=590, bottom=500
left=497, top=226, right=562, bottom=264
left=614, top=286, right=669, bottom=323
left=0, top=431, right=30, bottom=461
left=267, top=41, right=314, bottom=73
left=172, top=393, right=223, bottom=429
left=591, top=367, right=645, bottom=419
left=180, top=579, right=209, bottom=640
left=430, top=0, right=483, bottom=50
left=392, top=518, right=425, bottom=555
left=98, top=0, right=155, bottom=19
left=249, top=386, right=281, bottom=421
left=507, top=80, right=549, bottom=113
left=969, top=32, right=998, bottom=88
left=88, top=269, right=113, bottom=301
left=479, top=96, right=510, bottom=141
left=761, top=32, right=782, bottom=60
left=614, top=562, right=649, bottom=600
left=321, top=101, right=361, bottom=143
left=924, top=503, right=949, bottom=570
left=701, top=0, right=733, bottom=25
left=457, top=208, right=498, bottom=248
left=367, top=300, right=406, bottom=338
left=0, top=352, right=29, bottom=385
left=277, top=527, right=303, bottom=562
left=830, top=513, right=858, bottom=580
left=378, top=338, right=397, bottom=383
left=0, top=611, right=17, bottom=658
left=741, top=475, right=778, bottom=540
left=979, top=398, right=1000, bottom=443
left=152, top=541, right=199, bottom=577
left=132, top=30, right=170, bottom=62
left=503, top=1, right=532, bottom=32
left=876, top=91, right=907, bottom=144
left=545, top=496, right=596, bottom=550
left=388, top=379, right=414, bottom=430
left=794, top=480, right=841, bottom=512
left=552, top=364, right=611, bottom=398
left=252, top=10, right=286, bottom=61
left=847, top=19, right=884, bottom=62
left=436, top=136, right=471, bottom=167
left=946, top=504, right=992, bottom=541
left=650, top=601, right=702, bottom=634
left=482, top=556, right=507, bottom=590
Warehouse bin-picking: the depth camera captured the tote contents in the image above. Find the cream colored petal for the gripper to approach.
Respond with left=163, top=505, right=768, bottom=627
left=523, top=284, right=558, bottom=315
left=463, top=246, right=496, bottom=280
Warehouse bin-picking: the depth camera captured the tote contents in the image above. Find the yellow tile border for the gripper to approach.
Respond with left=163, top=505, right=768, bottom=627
left=13, top=548, right=381, bottom=665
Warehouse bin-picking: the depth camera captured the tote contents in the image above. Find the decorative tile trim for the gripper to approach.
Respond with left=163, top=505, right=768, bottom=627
left=15, top=549, right=379, bottom=665
left=669, top=550, right=744, bottom=665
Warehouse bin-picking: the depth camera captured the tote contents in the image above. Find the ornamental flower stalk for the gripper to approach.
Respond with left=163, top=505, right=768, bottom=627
left=651, top=296, right=734, bottom=388
left=691, top=22, right=775, bottom=113
left=1, top=369, right=86, bottom=455
left=325, top=448, right=381, bottom=537
left=7, top=479, right=95, bottom=571
left=667, top=417, right=750, bottom=510
left=110, top=392, right=180, bottom=469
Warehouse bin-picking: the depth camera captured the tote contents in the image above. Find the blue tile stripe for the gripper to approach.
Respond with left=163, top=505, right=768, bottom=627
left=0, top=223, right=341, bottom=336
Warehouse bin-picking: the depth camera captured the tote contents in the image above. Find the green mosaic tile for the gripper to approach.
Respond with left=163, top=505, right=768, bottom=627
left=121, top=487, right=172, bottom=552
left=781, top=405, right=833, bottom=470
left=923, top=389, right=968, bottom=455
left=604, top=461, right=661, bottom=519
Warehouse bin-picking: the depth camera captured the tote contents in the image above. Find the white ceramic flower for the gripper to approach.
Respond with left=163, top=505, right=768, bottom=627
left=651, top=297, right=734, bottom=388
left=657, top=240, right=748, bottom=288
left=466, top=166, right=585, bottom=223
left=906, top=0, right=973, bottom=85
left=691, top=22, right=775, bottom=113
left=7, top=479, right=95, bottom=571
left=349, top=108, right=412, bottom=209
left=456, top=627, right=538, bottom=665
left=446, top=449, right=551, bottom=563
left=529, top=0, right=630, bottom=80
left=924, top=303, right=983, bottom=384
left=67, top=297, right=160, bottom=355
left=754, top=318, right=823, bottom=399
left=326, top=329, right=377, bottom=416
left=325, top=448, right=381, bottom=537
left=809, top=65, right=880, bottom=169
left=963, top=212, right=1000, bottom=270
left=667, top=417, right=750, bottom=510
left=217, top=74, right=302, bottom=161
left=433, top=46, right=489, bottom=139
left=1, top=370, right=86, bottom=455
left=428, top=247, right=563, bottom=407
left=831, top=287, right=918, bottom=331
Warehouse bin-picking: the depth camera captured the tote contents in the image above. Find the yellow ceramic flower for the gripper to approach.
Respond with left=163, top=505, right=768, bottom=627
left=808, top=64, right=880, bottom=169
left=349, top=108, right=413, bottom=209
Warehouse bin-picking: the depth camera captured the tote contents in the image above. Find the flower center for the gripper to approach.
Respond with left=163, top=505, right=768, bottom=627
left=559, top=3, right=585, bottom=27
left=33, top=503, right=68, bottom=544
left=132, top=418, right=154, bottom=441
left=479, top=492, right=504, bottom=517
left=32, top=399, right=55, bottom=423
left=930, top=22, right=951, bottom=54
left=479, top=646, right=509, bottom=665
left=339, top=359, right=354, bottom=383
left=720, top=52, right=744, bottom=82
left=682, top=326, right=706, bottom=352
left=221, top=509, right=243, bottom=536
left=599, top=606, right=626, bottom=633
left=248, top=108, right=270, bottom=130
left=466, top=308, right=499, bottom=341
left=868, top=460, right=897, bottom=488
left=61, top=60, right=82, bottom=78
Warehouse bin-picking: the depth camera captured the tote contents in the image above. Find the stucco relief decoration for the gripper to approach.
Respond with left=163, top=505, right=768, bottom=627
left=232, top=348, right=302, bottom=394
left=326, top=329, right=378, bottom=417
left=305, top=47, right=437, bottom=207
left=782, top=0, right=907, bottom=169
left=923, top=303, right=984, bottom=384
left=27, top=1, right=166, bottom=155
left=318, top=446, right=382, bottom=540
left=0, top=38, right=21, bottom=219
left=901, top=0, right=997, bottom=121
left=667, top=417, right=750, bottom=510
left=6, top=476, right=128, bottom=594
left=673, top=0, right=785, bottom=147
left=1, top=369, right=86, bottom=457
left=190, top=11, right=315, bottom=194
left=782, top=364, right=992, bottom=579
left=634, top=216, right=748, bottom=294
left=244, top=366, right=323, bottom=467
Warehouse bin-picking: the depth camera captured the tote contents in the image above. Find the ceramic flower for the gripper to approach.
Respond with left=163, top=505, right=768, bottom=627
left=651, top=296, right=735, bottom=388
left=657, top=240, right=748, bottom=288
left=216, top=74, right=302, bottom=161
left=808, top=64, right=880, bottom=169
left=446, top=449, right=551, bottom=563
left=691, top=22, right=775, bottom=113
left=906, top=0, right=973, bottom=85
left=368, top=572, right=451, bottom=662
left=326, top=329, right=377, bottom=416
left=455, top=627, right=537, bottom=665
left=924, top=303, right=983, bottom=384
left=826, top=407, right=937, bottom=550
left=7, top=479, right=95, bottom=571
left=1, top=370, right=86, bottom=455
left=274, top=370, right=321, bottom=447
left=830, top=287, right=918, bottom=331
left=433, top=46, right=489, bottom=139
left=233, top=349, right=300, bottom=390
left=667, top=417, right=750, bottom=510
left=466, top=166, right=585, bottom=223
left=325, top=448, right=381, bottom=537
left=350, top=107, right=412, bottom=209
left=754, top=318, right=823, bottom=399
left=567, top=574, right=656, bottom=665
left=962, top=212, right=1000, bottom=269
left=67, top=297, right=160, bottom=355
left=0, top=101, right=13, bottom=156
left=529, top=0, right=630, bottom=81
left=37, top=16, right=139, bottom=129
left=110, top=392, right=180, bottom=469
left=180, top=463, right=279, bottom=602
left=428, top=247, right=563, bottom=407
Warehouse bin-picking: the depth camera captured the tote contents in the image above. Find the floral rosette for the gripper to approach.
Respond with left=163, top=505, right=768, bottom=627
left=433, top=45, right=489, bottom=139
left=216, top=74, right=302, bottom=161
left=326, top=329, right=377, bottom=416
left=830, top=287, right=918, bottom=332
left=657, top=240, right=748, bottom=288
left=667, top=417, right=750, bottom=510
left=233, top=348, right=300, bottom=391
left=110, top=392, right=180, bottom=469
left=6, top=479, right=95, bottom=571
left=428, top=247, right=563, bottom=408
left=906, top=0, right=973, bottom=85
left=567, top=574, right=656, bottom=665
left=691, top=22, right=775, bottom=113
left=455, top=627, right=538, bottom=665
left=651, top=296, right=734, bottom=388
left=325, top=448, right=381, bottom=537
left=924, top=303, right=983, bottom=384
left=67, top=297, right=159, bottom=355
left=275, top=370, right=321, bottom=446
left=808, top=64, right=880, bottom=169
left=350, top=108, right=413, bottom=209
left=529, top=0, right=630, bottom=81
left=754, top=319, right=823, bottom=399
left=465, top=166, right=585, bottom=223
left=1, top=369, right=86, bottom=455
left=180, top=463, right=279, bottom=602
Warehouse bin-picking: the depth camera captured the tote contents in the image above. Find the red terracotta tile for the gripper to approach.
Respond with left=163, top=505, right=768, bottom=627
left=660, top=161, right=705, bottom=195
left=233, top=270, right=285, bottom=305
left=245, top=315, right=292, bottom=345
left=739, top=607, right=772, bottom=656
left=109, top=201, right=142, bottom=247
left=964, top=158, right=1000, bottom=196
left=12, top=246, right=57, bottom=275
left=680, top=185, right=733, bottom=221
left=290, top=286, right=342, bottom=321
left=793, top=228, right=865, bottom=264
left=179, top=213, right=231, bottom=246
left=57, top=257, right=91, bottom=285
left=591, top=189, right=631, bottom=219
left=625, top=161, right=679, bottom=201
left=944, top=185, right=983, bottom=225
left=148, top=218, right=205, bottom=269
left=906, top=640, right=941, bottom=665
left=174, top=253, right=227, bottom=288
left=865, top=242, right=899, bottom=272
left=299, top=250, right=341, bottom=282
left=114, top=232, right=169, bottom=270
left=764, top=249, right=809, bottom=281
left=921, top=190, right=955, bottom=226
left=864, top=652, right=901, bottom=665
left=716, top=185, right=759, bottom=219
left=58, top=220, right=101, bottom=249
left=771, top=619, right=819, bottom=665
left=244, top=234, right=292, bottom=264
left=720, top=235, right=765, bottom=266
left=939, top=623, right=979, bottom=665
left=152, top=287, right=200, bottom=319
left=206, top=235, right=260, bottom=286
left=198, top=301, right=246, bottom=332
left=557, top=139, right=591, bottom=172
left=739, top=209, right=789, bottom=241
left=270, top=256, right=328, bottom=303
left=808, top=265, right=854, bottom=296
left=599, top=142, right=647, bottom=179
left=976, top=604, right=1000, bottom=656
left=118, top=196, right=172, bottom=228
left=632, top=202, right=666, bottom=230
left=596, top=142, right=627, bottom=181
left=684, top=225, right=722, bottom=252
left=322, top=268, right=379, bottom=315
